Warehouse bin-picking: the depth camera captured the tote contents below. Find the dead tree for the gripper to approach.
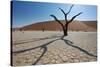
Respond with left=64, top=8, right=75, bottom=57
left=42, top=28, right=45, bottom=32
left=50, top=5, right=82, bottom=36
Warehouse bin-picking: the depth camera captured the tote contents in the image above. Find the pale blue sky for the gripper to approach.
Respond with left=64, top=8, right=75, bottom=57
left=12, top=1, right=97, bottom=27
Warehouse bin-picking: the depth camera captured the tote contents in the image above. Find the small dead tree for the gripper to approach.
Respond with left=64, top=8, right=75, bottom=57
left=50, top=5, right=82, bottom=36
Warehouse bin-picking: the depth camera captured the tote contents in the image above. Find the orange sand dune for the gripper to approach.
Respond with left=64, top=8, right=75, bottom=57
left=13, top=20, right=97, bottom=32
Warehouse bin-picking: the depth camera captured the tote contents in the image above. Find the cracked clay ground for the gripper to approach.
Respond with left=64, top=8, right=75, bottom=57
left=12, top=31, right=97, bottom=66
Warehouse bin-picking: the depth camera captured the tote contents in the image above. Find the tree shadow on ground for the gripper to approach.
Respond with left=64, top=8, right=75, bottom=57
left=13, top=38, right=60, bottom=65
left=32, top=45, right=47, bottom=65
left=13, top=36, right=97, bottom=65
left=13, top=38, right=60, bottom=54
left=13, top=35, right=62, bottom=45
left=61, top=36, right=97, bottom=57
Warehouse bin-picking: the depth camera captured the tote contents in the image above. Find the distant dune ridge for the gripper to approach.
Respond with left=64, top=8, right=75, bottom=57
left=13, top=20, right=97, bottom=32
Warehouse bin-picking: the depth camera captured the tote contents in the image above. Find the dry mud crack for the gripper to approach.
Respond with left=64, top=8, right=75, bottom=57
left=12, top=31, right=97, bottom=66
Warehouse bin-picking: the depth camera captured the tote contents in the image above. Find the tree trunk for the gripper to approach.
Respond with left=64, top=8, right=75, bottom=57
left=64, top=30, right=67, bottom=36
left=63, top=24, right=68, bottom=36
left=63, top=27, right=68, bottom=36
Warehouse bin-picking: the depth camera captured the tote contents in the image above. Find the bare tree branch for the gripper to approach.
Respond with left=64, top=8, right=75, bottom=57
left=49, top=5, right=83, bottom=36
left=59, top=5, right=74, bottom=24
left=50, top=15, right=64, bottom=27
left=59, top=8, right=68, bottom=24
left=68, top=12, right=83, bottom=23
left=66, top=5, right=74, bottom=15
left=59, top=8, right=66, bottom=15
left=65, top=5, right=74, bottom=23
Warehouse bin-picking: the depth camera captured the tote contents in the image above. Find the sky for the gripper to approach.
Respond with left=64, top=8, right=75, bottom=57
left=12, top=1, right=97, bottom=28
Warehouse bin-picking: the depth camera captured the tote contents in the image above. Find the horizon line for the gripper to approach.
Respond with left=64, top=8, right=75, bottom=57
left=12, top=19, right=97, bottom=28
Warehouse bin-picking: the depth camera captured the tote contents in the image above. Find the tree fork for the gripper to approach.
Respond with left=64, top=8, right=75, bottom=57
left=50, top=5, right=82, bottom=36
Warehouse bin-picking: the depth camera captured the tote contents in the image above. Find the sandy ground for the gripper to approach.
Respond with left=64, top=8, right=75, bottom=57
left=12, top=31, right=97, bottom=66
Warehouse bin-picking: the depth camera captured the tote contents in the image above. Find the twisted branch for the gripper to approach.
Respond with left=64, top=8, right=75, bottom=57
left=68, top=12, right=83, bottom=23
left=50, top=15, right=64, bottom=27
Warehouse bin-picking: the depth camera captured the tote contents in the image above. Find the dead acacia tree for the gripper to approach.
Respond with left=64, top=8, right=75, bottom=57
left=50, top=5, right=82, bottom=36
